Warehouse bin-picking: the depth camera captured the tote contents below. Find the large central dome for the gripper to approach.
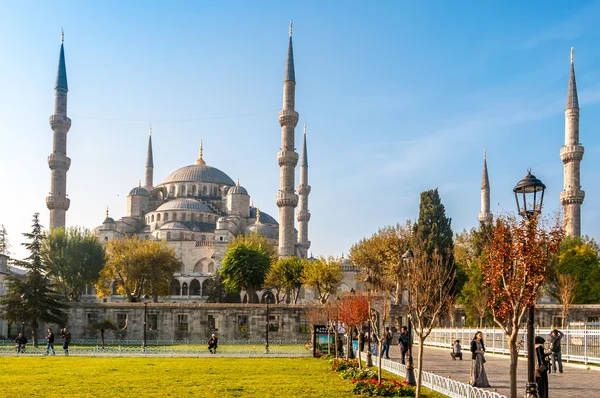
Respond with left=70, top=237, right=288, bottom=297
left=162, top=164, right=235, bottom=186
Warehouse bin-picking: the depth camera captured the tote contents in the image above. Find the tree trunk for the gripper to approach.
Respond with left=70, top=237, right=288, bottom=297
left=356, top=326, right=363, bottom=370
left=31, top=322, right=38, bottom=348
left=415, top=336, right=425, bottom=398
left=327, top=329, right=331, bottom=355
left=378, top=339, right=383, bottom=382
left=479, top=316, right=483, bottom=329
left=508, top=335, right=519, bottom=398
left=334, top=329, right=339, bottom=359
left=100, top=330, right=105, bottom=348
left=346, top=332, right=350, bottom=360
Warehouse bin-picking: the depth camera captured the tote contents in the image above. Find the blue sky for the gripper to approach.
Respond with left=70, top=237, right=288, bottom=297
left=1, top=1, right=599, bottom=259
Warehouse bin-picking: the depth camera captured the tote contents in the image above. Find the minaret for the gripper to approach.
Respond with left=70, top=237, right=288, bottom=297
left=276, top=22, right=299, bottom=257
left=297, top=124, right=311, bottom=258
left=46, top=31, right=72, bottom=230
left=144, top=125, right=154, bottom=190
left=560, top=47, right=585, bottom=237
left=478, top=150, right=492, bottom=224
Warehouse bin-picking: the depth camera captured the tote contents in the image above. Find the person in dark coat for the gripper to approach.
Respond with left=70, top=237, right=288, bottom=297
left=398, top=326, right=409, bottom=365
left=470, top=331, right=490, bottom=387
left=15, top=333, right=27, bottom=354
left=61, top=327, right=71, bottom=356
left=547, top=329, right=564, bottom=373
left=535, top=336, right=550, bottom=398
left=46, top=328, right=56, bottom=355
left=208, top=334, right=218, bottom=354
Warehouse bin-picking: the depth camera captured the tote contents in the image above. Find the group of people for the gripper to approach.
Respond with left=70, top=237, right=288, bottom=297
left=14, top=327, right=71, bottom=355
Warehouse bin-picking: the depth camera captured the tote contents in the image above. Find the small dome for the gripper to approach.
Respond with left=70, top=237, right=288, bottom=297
left=246, top=223, right=278, bottom=239
left=228, top=184, right=248, bottom=195
left=103, top=217, right=115, bottom=224
left=156, top=198, right=214, bottom=213
left=160, top=222, right=190, bottom=231
left=129, top=186, right=149, bottom=196
left=249, top=207, right=278, bottom=225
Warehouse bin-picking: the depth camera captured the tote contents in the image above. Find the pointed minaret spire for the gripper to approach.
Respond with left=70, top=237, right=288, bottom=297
left=277, top=23, right=300, bottom=257
left=196, top=140, right=206, bottom=165
left=46, top=31, right=72, bottom=230
left=478, top=149, right=492, bottom=224
left=144, top=125, right=154, bottom=190
left=561, top=47, right=585, bottom=237
left=284, top=20, right=295, bottom=82
left=297, top=123, right=311, bottom=258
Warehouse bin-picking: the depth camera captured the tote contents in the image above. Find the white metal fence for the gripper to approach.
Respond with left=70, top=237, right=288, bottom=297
left=424, top=328, right=600, bottom=365
left=377, top=358, right=506, bottom=398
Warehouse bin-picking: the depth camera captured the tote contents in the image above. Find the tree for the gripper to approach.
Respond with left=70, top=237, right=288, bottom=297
left=89, top=318, right=117, bottom=348
left=338, top=293, right=369, bottom=368
left=459, top=262, right=490, bottom=327
left=556, top=274, right=577, bottom=327
left=204, top=274, right=241, bottom=303
left=220, top=243, right=271, bottom=303
left=264, top=259, right=286, bottom=303
left=230, top=232, right=278, bottom=264
left=0, top=224, right=11, bottom=255
left=42, top=227, right=106, bottom=302
left=405, top=248, right=455, bottom=398
left=482, top=214, right=563, bottom=398
left=549, top=237, right=600, bottom=304
left=96, top=237, right=182, bottom=302
left=412, top=189, right=454, bottom=265
left=0, top=213, right=68, bottom=346
left=302, top=256, right=343, bottom=304
left=368, top=290, right=391, bottom=382
left=266, top=256, right=305, bottom=304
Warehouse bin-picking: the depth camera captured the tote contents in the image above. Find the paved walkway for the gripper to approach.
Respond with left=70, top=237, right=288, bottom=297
left=384, top=345, right=597, bottom=398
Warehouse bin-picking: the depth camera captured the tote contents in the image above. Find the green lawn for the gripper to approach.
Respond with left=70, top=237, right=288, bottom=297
left=0, top=357, right=446, bottom=397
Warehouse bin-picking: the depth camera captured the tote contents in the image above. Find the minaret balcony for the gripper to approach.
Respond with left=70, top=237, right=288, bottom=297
left=297, top=210, right=311, bottom=222
left=276, top=192, right=298, bottom=207
left=49, top=115, right=72, bottom=131
left=297, top=184, right=311, bottom=195
left=277, top=151, right=299, bottom=167
left=560, top=190, right=585, bottom=205
left=47, top=154, right=71, bottom=171
left=560, top=145, right=584, bottom=163
left=278, top=110, right=299, bottom=126
left=46, top=195, right=70, bottom=211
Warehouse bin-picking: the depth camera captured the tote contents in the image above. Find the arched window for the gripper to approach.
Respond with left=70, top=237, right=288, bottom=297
left=182, top=282, right=188, bottom=296
left=166, top=232, right=171, bottom=240
left=213, top=186, right=217, bottom=196
left=192, top=185, right=197, bottom=196
left=164, top=213, right=169, bottom=221
left=180, top=185, right=186, bottom=197
left=200, top=213, right=204, bottom=221
left=190, top=279, right=201, bottom=296
left=201, top=234, right=206, bottom=241
left=157, top=213, right=161, bottom=221
left=170, top=279, right=181, bottom=296
left=202, top=279, right=210, bottom=296
left=179, top=232, right=184, bottom=240
left=173, top=213, right=177, bottom=221
left=151, top=214, right=154, bottom=222
left=169, top=185, right=175, bottom=197
left=181, top=213, right=186, bottom=221
left=202, top=185, right=207, bottom=196
left=191, top=213, right=196, bottom=221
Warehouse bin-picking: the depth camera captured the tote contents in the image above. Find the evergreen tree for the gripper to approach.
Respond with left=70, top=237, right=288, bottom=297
left=0, top=213, right=68, bottom=346
left=220, top=243, right=271, bottom=303
left=412, top=189, right=454, bottom=262
left=0, top=224, right=11, bottom=256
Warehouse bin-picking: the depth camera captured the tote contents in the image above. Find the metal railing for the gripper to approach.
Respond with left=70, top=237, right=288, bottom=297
left=377, top=357, right=506, bottom=398
left=424, top=328, right=600, bottom=365
left=0, top=338, right=306, bottom=346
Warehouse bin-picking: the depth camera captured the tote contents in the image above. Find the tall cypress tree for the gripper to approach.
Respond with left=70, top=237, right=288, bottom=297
left=412, top=189, right=454, bottom=265
left=0, top=213, right=68, bottom=346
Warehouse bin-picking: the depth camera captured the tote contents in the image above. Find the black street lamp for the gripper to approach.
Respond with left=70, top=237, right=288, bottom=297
left=364, top=273, right=373, bottom=367
left=20, top=293, right=28, bottom=337
left=513, top=170, right=546, bottom=398
left=265, top=293, right=273, bottom=354
left=142, top=294, right=149, bottom=352
left=401, top=249, right=416, bottom=386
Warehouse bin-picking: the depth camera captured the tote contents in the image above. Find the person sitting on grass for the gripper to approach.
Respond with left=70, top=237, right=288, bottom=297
left=451, top=339, right=463, bottom=360
left=15, top=333, right=27, bottom=354
left=208, top=334, right=218, bottom=354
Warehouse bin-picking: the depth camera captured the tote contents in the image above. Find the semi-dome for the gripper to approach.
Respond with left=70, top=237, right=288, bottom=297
left=156, top=198, right=214, bottom=213
left=249, top=207, right=278, bottom=225
left=161, top=164, right=235, bottom=186
left=228, top=184, right=248, bottom=195
left=129, top=186, right=149, bottom=196
left=246, top=223, right=278, bottom=239
left=160, top=222, right=190, bottom=231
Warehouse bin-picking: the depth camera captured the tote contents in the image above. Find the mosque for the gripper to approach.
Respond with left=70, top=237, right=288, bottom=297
left=45, top=25, right=315, bottom=302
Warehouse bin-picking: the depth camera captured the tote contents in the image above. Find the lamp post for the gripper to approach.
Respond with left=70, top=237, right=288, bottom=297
left=142, top=294, right=149, bottom=352
left=20, top=293, right=28, bottom=338
left=513, top=170, right=546, bottom=398
left=265, top=293, right=273, bottom=354
left=401, top=249, right=416, bottom=386
left=364, top=273, right=373, bottom=367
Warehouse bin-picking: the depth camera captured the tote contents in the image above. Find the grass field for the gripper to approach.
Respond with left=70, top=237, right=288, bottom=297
left=0, top=357, right=446, bottom=397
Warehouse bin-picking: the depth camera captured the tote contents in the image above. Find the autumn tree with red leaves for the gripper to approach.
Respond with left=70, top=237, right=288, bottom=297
left=482, top=213, right=563, bottom=398
left=338, top=293, right=370, bottom=367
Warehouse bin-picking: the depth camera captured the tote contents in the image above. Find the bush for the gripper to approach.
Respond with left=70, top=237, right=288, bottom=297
left=351, top=378, right=415, bottom=397
left=320, top=354, right=335, bottom=361
left=329, top=358, right=358, bottom=372
left=340, top=367, right=377, bottom=380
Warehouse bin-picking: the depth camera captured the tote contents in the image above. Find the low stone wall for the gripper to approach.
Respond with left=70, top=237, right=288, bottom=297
left=49, top=302, right=311, bottom=343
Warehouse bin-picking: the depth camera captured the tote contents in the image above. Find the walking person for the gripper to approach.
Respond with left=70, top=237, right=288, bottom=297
left=380, top=327, right=392, bottom=359
left=398, top=326, right=409, bottom=364
left=46, top=328, right=56, bottom=356
left=469, top=331, right=490, bottom=387
left=61, top=327, right=71, bottom=356
left=547, top=329, right=564, bottom=373
left=15, top=333, right=27, bottom=354
left=535, top=336, right=550, bottom=398
left=208, top=333, right=218, bottom=354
